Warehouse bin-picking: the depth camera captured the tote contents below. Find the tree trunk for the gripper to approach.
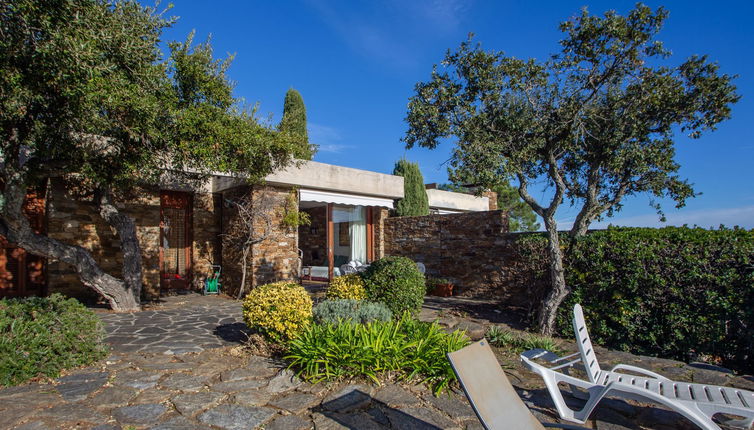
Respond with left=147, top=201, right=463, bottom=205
left=536, top=217, right=569, bottom=336
left=0, top=177, right=140, bottom=311
left=237, top=246, right=249, bottom=299
left=94, top=189, right=143, bottom=308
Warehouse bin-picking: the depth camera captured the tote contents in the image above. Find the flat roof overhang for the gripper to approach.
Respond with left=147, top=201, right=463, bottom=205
left=211, top=159, right=404, bottom=200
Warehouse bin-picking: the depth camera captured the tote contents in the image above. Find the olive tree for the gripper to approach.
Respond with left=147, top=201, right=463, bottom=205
left=404, top=4, right=739, bottom=334
left=0, top=1, right=298, bottom=310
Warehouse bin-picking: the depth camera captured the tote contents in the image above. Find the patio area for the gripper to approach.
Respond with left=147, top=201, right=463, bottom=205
left=1, top=294, right=751, bottom=429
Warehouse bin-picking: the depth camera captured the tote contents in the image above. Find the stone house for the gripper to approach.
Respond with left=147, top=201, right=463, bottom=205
left=0, top=160, right=492, bottom=301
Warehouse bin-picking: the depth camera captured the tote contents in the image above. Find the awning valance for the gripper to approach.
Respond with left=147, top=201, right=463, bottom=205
left=299, top=189, right=394, bottom=209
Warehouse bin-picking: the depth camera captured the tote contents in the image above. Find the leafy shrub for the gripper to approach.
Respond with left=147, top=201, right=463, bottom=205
left=327, top=274, right=367, bottom=300
left=486, top=325, right=516, bottom=348
left=286, top=314, right=470, bottom=394
left=362, top=256, right=425, bottom=315
left=313, top=299, right=392, bottom=325
left=242, top=281, right=313, bottom=341
left=0, top=294, right=109, bottom=386
left=552, top=226, right=754, bottom=371
left=507, top=226, right=754, bottom=371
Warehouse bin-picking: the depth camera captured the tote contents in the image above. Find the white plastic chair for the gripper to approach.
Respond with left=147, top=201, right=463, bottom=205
left=448, top=340, right=589, bottom=430
left=520, top=304, right=754, bottom=430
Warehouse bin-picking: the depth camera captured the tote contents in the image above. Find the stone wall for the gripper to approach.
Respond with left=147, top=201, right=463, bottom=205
left=384, top=210, right=525, bottom=300
left=47, top=180, right=222, bottom=302
left=372, top=207, right=389, bottom=259
left=221, top=185, right=298, bottom=295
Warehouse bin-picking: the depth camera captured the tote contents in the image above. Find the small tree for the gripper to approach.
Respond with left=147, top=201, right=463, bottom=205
left=278, top=88, right=315, bottom=160
left=493, top=183, right=540, bottom=232
left=223, top=190, right=277, bottom=299
left=404, top=5, right=739, bottom=334
left=0, top=1, right=298, bottom=311
left=393, top=159, right=430, bottom=217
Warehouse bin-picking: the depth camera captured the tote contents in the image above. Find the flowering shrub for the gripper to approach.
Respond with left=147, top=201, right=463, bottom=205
left=326, top=274, right=367, bottom=300
left=242, top=282, right=313, bottom=341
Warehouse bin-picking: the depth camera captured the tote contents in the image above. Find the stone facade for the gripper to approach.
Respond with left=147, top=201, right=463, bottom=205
left=43, top=178, right=394, bottom=304
left=384, top=210, right=517, bottom=298
left=221, top=185, right=299, bottom=295
left=46, top=180, right=222, bottom=301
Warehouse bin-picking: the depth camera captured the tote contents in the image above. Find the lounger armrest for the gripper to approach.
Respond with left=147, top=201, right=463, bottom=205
left=520, top=351, right=595, bottom=391
left=609, top=364, right=670, bottom=381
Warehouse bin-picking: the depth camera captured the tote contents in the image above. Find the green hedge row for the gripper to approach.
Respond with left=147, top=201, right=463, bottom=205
left=516, top=226, right=754, bottom=372
left=0, top=294, right=109, bottom=386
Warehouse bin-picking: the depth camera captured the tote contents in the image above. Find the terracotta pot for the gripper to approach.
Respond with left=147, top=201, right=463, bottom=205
left=430, top=283, right=453, bottom=297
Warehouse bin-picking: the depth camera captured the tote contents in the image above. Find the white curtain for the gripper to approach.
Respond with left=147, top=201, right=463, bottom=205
left=349, top=207, right=367, bottom=264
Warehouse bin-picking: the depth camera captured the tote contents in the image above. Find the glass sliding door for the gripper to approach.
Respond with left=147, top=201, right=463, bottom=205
left=331, top=205, right=367, bottom=267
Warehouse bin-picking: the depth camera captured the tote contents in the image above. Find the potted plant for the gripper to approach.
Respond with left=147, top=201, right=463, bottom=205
left=426, top=277, right=454, bottom=297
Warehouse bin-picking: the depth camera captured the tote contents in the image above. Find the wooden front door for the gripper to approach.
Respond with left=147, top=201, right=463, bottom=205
left=0, top=189, right=47, bottom=297
left=160, top=191, right=193, bottom=290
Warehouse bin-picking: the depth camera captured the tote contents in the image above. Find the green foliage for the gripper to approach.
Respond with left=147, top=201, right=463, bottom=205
left=313, top=299, right=392, bottom=325
left=493, top=183, right=540, bottom=232
left=393, top=159, right=429, bottom=217
left=1, top=0, right=297, bottom=192
left=281, top=190, right=311, bottom=229
left=286, top=314, right=470, bottom=394
left=405, top=5, right=738, bottom=224
left=242, top=282, right=313, bottom=341
left=278, top=88, right=314, bottom=160
left=362, top=257, right=425, bottom=315
left=511, top=226, right=754, bottom=371
left=485, top=326, right=517, bottom=348
left=326, top=274, right=367, bottom=300
left=0, top=294, right=109, bottom=386
left=485, top=326, right=561, bottom=354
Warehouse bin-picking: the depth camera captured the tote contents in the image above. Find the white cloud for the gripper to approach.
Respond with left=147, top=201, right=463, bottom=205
left=317, top=144, right=354, bottom=153
left=307, top=123, right=354, bottom=153
left=558, top=205, right=754, bottom=231
left=304, top=0, right=472, bottom=71
left=308, top=122, right=341, bottom=143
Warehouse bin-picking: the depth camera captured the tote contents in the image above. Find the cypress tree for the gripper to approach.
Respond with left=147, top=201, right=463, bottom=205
left=393, top=159, right=429, bottom=216
left=279, top=88, right=313, bottom=159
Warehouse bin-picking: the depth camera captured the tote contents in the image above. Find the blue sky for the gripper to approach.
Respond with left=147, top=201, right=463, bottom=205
left=159, top=1, right=753, bottom=229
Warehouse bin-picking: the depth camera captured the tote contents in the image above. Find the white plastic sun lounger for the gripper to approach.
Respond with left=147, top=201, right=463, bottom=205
left=448, top=340, right=589, bottom=430
left=520, top=304, right=754, bottom=430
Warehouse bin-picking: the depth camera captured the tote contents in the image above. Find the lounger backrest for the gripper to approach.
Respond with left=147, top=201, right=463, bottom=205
left=572, top=304, right=602, bottom=383
left=447, top=340, right=545, bottom=430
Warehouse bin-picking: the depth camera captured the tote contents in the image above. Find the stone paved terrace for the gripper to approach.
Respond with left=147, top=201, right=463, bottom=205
left=1, top=294, right=752, bottom=429
left=97, top=295, right=247, bottom=355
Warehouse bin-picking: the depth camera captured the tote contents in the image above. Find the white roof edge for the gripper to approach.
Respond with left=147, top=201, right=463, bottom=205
left=265, top=160, right=404, bottom=199
left=427, top=188, right=489, bottom=212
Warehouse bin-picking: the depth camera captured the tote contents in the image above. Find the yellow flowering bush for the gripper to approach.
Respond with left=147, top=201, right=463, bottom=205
left=242, top=281, right=313, bottom=341
left=326, top=274, right=367, bottom=300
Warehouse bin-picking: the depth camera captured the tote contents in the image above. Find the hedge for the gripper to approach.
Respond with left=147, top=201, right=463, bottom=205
left=516, top=226, right=754, bottom=372
left=0, top=294, right=109, bottom=386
